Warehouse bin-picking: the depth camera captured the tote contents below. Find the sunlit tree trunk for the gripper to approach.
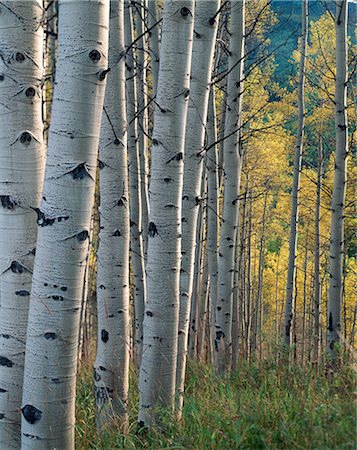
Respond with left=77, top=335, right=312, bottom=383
left=138, top=0, right=194, bottom=427
left=176, top=0, right=220, bottom=416
left=253, top=190, right=268, bottom=357
left=0, top=2, right=44, bottom=447
left=21, top=2, right=109, bottom=448
left=215, top=0, right=245, bottom=373
left=206, top=88, right=219, bottom=362
left=301, top=224, right=310, bottom=365
left=135, top=0, right=150, bottom=258
left=94, top=0, right=130, bottom=432
left=283, top=0, right=308, bottom=348
left=327, top=0, right=348, bottom=362
left=313, top=136, right=322, bottom=363
left=125, top=2, right=146, bottom=364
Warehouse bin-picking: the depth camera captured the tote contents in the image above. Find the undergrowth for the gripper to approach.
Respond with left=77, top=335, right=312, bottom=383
left=76, top=359, right=356, bottom=449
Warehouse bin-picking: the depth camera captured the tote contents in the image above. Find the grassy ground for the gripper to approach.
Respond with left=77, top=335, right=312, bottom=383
left=76, top=359, right=356, bottom=449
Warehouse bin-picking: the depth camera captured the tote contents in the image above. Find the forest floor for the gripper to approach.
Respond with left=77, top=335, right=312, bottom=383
left=76, top=357, right=356, bottom=449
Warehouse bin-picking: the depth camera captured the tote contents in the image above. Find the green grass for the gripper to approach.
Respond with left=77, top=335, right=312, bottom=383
left=76, top=359, right=356, bottom=449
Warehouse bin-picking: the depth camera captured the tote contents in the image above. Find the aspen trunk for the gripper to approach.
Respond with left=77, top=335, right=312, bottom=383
left=313, top=137, right=322, bottom=363
left=283, top=0, right=308, bottom=348
left=176, top=0, right=220, bottom=416
left=215, top=0, right=245, bottom=373
left=327, top=0, right=348, bottom=362
left=21, top=2, right=109, bottom=447
left=135, top=0, right=150, bottom=259
left=138, top=0, right=194, bottom=427
left=301, top=225, right=310, bottom=365
left=125, top=2, right=146, bottom=364
left=206, top=88, right=219, bottom=362
left=253, top=191, right=268, bottom=357
left=0, top=2, right=44, bottom=447
left=94, top=0, right=130, bottom=431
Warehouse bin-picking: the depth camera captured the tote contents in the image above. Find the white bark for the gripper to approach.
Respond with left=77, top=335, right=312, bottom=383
left=206, top=87, right=219, bottom=353
left=327, top=0, right=348, bottom=360
left=135, top=0, right=150, bottom=258
left=21, top=2, right=109, bottom=448
left=125, top=2, right=146, bottom=364
left=0, top=2, right=44, bottom=447
left=176, top=0, right=220, bottom=416
left=94, top=0, right=130, bottom=431
left=283, top=0, right=308, bottom=347
left=313, top=137, right=322, bottom=363
left=215, top=0, right=245, bottom=373
left=138, top=0, right=194, bottom=427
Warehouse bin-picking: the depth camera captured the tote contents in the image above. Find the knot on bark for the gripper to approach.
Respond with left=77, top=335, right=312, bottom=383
left=21, top=405, right=42, bottom=424
left=148, top=222, right=158, bottom=237
left=89, top=49, right=101, bottom=62
left=0, top=195, right=17, bottom=210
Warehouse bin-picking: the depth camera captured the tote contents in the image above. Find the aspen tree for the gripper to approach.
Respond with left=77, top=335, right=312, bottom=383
left=138, top=0, right=194, bottom=427
left=206, top=88, right=219, bottom=357
left=176, top=0, right=220, bottom=416
left=327, top=0, right=348, bottom=361
left=0, top=2, right=44, bottom=447
left=21, top=2, right=109, bottom=447
left=215, top=0, right=245, bottom=373
left=94, top=0, right=130, bottom=431
left=135, top=0, right=150, bottom=258
left=124, top=2, right=146, bottom=363
left=283, top=0, right=308, bottom=348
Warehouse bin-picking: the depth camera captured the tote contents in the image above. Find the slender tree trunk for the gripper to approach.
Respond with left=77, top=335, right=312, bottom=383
left=313, top=136, right=322, bottom=363
left=275, top=251, right=281, bottom=347
left=301, top=224, right=310, bottom=365
left=283, top=0, right=308, bottom=348
left=135, top=0, right=150, bottom=258
left=0, top=3, right=44, bottom=447
left=94, top=0, right=130, bottom=432
left=327, top=0, right=348, bottom=362
left=215, top=0, right=245, bottom=374
left=254, top=190, right=268, bottom=357
left=125, top=2, right=146, bottom=364
left=206, top=87, right=219, bottom=357
left=176, top=0, right=220, bottom=416
left=21, top=3, right=109, bottom=447
left=246, top=187, right=253, bottom=361
left=138, top=0, right=194, bottom=427
left=188, top=211, right=202, bottom=359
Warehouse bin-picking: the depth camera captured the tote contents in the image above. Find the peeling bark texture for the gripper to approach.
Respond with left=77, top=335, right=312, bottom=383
left=327, top=0, right=348, bottom=362
left=21, top=2, right=109, bottom=448
left=215, top=0, right=245, bottom=374
left=283, top=0, right=308, bottom=348
left=138, top=0, right=194, bottom=427
left=94, top=0, right=130, bottom=432
left=176, top=0, right=220, bottom=417
left=0, top=2, right=44, bottom=447
left=125, top=2, right=146, bottom=365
